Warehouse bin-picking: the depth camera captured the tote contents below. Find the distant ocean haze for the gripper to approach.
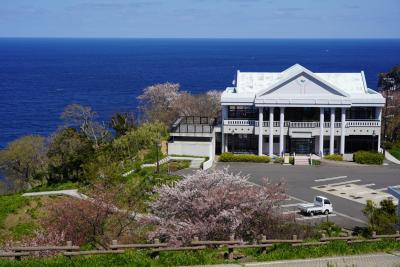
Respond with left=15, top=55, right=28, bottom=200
left=0, top=38, right=400, bottom=148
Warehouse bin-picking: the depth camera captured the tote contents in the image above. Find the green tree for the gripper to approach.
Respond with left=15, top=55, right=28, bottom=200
left=47, top=128, right=94, bottom=183
left=0, top=135, right=48, bottom=191
left=111, top=122, right=167, bottom=160
left=362, top=199, right=398, bottom=235
left=109, top=112, right=136, bottom=137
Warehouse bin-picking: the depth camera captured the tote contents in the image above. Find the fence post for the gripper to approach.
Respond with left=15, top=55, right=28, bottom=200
left=372, top=231, right=376, bottom=239
left=66, top=241, right=73, bottom=258
left=261, top=235, right=266, bottom=242
left=228, top=235, right=235, bottom=260
left=14, top=241, right=22, bottom=261
left=153, top=239, right=160, bottom=259
left=111, top=240, right=118, bottom=251
left=292, top=235, right=297, bottom=241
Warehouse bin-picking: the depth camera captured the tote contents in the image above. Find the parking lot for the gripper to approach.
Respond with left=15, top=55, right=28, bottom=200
left=211, top=162, right=400, bottom=229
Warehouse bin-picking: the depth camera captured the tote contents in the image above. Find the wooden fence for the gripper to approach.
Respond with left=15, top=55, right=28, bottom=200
left=1, top=231, right=399, bottom=261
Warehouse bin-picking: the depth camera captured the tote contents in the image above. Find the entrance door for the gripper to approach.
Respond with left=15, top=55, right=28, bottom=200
left=290, top=138, right=314, bottom=154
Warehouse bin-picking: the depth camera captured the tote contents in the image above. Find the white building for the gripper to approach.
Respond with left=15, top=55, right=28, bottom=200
left=168, top=64, right=385, bottom=158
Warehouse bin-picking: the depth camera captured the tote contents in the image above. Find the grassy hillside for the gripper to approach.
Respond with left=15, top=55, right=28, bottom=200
left=1, top=240, right=400, bottom=267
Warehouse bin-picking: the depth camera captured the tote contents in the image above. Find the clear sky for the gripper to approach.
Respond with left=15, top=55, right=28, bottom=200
left=1, top=0, right=399, bottom=38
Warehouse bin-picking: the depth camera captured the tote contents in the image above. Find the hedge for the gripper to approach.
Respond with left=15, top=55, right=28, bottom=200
left=311, top=159, right=321, bottom=166
left=324, top=154, right=343, bottom=161
left=353, top=151, right=384, bottom=165
left=219, top=152, right=271, bottom=163
left=274, top=157, right=284, bottom=164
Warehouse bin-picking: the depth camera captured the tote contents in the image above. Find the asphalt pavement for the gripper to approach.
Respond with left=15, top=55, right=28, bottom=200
left=178, top=162, right=400, bottom=229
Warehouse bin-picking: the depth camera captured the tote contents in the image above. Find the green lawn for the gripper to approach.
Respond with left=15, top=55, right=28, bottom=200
left=0, top=195, right=30, bottom=229
left=389, top=146, right=400, bottom=160
left=1, top=240, right=400, bottom=267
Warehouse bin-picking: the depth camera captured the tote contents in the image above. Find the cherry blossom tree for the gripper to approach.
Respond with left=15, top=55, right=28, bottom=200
left=40, top=183, right=138, bottom=248
left=149, top=168, right=288, bottom=245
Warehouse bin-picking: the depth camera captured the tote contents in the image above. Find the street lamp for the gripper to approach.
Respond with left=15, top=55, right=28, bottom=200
left=372, top=130, right=376, bottom=152
left=155, top=136, right=161, bottom=174
left=232, top=131, right=236, bottom=154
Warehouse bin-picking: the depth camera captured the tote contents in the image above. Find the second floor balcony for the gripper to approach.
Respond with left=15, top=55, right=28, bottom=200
left=222, top=119, right=381, bottom=136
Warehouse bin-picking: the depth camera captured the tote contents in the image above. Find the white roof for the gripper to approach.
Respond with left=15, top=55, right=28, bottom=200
left=236, top=64, right=366, bottom=96
left=222, top=64, right=384, bottom=107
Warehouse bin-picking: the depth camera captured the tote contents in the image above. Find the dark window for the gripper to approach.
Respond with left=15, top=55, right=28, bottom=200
left=345, top=135, right=378, bottom=153
left=324, top=200, right=331, bottom=204
left=228, top=134, right=258, bottom=153
left=285, top=107, right=319, bottom=121
left=228, top=106, right=258, bottom=119
left=346, top=107, right=376, bottom=120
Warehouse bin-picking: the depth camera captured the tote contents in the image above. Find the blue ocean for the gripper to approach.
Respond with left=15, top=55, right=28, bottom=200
left=1, top=38, right=400, bottom=148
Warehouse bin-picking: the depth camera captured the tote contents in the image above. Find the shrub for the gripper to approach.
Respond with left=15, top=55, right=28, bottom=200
left=363, top=199, right=398, bottom=235
left=353, top=151, right=384, bottom=165
left=274, top=157, right=284, bottom=164
left=311, top=159, right=321, bottom=166
left=289, top=157, right=294, bottom=165
left=150, top=168, right=288, bottom=245
left=219, top=152, right=271, bottom=163
left=324, top=154, right=343, bottom=161
left=316, top=221, right=342, bottom=237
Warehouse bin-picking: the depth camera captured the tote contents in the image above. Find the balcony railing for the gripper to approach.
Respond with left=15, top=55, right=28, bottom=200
left=223, top=120, right=256, bottom=126
left=223, top=120, right=381, bottom=128
left=346, top=121, right=380, bottom=127
left=171, top=116, right=216, bottom=134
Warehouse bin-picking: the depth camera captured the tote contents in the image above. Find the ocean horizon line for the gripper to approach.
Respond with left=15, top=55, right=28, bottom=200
left=1, top=37, right=400, bottom=41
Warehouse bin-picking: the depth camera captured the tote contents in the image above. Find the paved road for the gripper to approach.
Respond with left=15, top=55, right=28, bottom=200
left=178, top=162, right=400, bottom=229
left=183, top=252, right=400, bottom=267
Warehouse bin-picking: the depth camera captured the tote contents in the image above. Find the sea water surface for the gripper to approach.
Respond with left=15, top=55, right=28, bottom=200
left=1, top=38, right=400, bottom=148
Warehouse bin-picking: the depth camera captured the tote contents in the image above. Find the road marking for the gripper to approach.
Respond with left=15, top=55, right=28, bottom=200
left=376, top=185, right=400, bottom=192
left=364, top=183, right=376, bottom=187
left=315, top=176, right=347, bottom=182
left=326, top=179, right=361, bottom=187
left=334, top=211, right=366, bottom=224
left=288, top=195, right=367, bottom=224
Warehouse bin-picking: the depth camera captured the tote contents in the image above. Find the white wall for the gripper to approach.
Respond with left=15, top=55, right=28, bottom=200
left=168, top=141, right=212, bottom=157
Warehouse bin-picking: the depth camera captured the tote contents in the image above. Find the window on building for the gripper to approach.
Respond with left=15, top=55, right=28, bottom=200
left=228, top=106, right=258, bottom=119
left=346, top=107, right=376, bottom=120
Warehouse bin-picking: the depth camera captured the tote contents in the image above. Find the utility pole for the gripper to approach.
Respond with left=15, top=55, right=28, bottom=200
left=382, top=77, right=395, bottom=154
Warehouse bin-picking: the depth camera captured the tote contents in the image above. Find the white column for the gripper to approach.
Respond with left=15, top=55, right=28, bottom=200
left=221, top=105, right=228, bottom=153
left=340, top=108, right=346, bottom=155
left=269, top=107, right=274, bottom=156
left=329, top=108, right=335, bottom=155
left=258, top=107, right=263, bottom=156
left=377, top=107, right=382, bottom=152
left=279, top=107, right=285, bottom=156
left=319, top=107, right=324, bottom=156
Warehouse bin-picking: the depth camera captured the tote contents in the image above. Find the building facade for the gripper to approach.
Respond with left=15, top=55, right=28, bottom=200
left=168, top=64, right=385, bottom=157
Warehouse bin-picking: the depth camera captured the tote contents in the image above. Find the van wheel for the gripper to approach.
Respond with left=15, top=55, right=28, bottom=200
left=309, top=212, right=314, bottom=217
left=324, top=210, right=329, bottom=215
